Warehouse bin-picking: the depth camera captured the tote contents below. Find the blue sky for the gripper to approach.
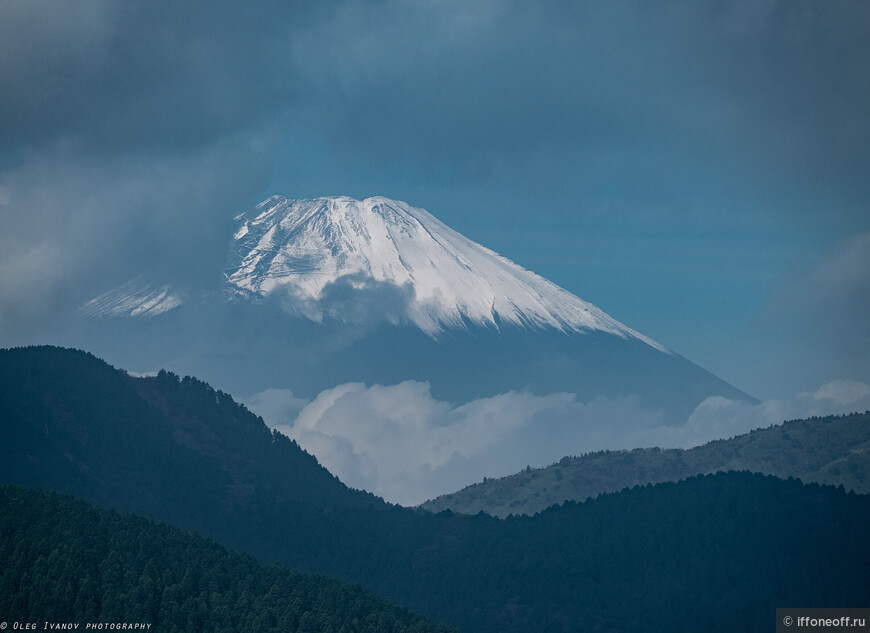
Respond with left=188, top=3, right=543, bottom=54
left=1, top=0, right=868, bottom=400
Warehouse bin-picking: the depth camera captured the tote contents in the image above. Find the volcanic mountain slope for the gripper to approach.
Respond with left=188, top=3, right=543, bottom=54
left=67, top=195, right=753, bottom=421
left=2, top=347, right=869, bottom=633
left=226, top=195, right=663, bottom=345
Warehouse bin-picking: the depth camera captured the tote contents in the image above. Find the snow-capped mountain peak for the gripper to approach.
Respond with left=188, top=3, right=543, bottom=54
left=226, top=195, right=666, bottom=351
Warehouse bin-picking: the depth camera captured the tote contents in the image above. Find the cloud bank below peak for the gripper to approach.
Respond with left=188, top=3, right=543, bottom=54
left=248, top=378, right=870, bottom=506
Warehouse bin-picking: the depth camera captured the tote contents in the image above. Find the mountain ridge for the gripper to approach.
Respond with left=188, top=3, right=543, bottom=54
left=0, top=345, right=382, bottom=525
left=420, top=410, right=870, bottom=517
left=2, top=346, right=867, bottom=633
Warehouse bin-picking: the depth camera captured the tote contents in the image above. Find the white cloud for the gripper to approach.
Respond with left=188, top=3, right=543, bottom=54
left=250, top=378, right=870, bottom=507
left=813, top=378, right=870, bottom=405
left=252, top=382, right=649, bottom=505
left=622, top=379, right=870, bottom=450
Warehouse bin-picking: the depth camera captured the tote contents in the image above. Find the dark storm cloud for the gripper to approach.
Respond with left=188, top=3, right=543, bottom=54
left=0, top=0, right=337, bottom=157
left=0, top=139, right=268, bottom=330
left=0, top=1, right=337, bottom=327
left=1, top=0, right=868, bottom=382
left=285, top=0, right=870, bottom=225
left=5, top=0, right=865, bottom=179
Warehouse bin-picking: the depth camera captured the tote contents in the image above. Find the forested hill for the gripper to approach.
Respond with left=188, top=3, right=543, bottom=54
left=0, top=345, right=382, bottom=530
left=422, top=411, right=870, bottom=517
left=0, top=485, right=455, bottom=633
left=3, top=346, right=870, bottom=632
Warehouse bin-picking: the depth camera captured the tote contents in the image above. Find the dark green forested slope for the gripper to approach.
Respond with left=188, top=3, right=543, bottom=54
left=277, top=472, right=870, bottom=633
left=0, top=346, right=381, bottom=537
left=0, top=485, right=455, bottom=633
left=422, top=411, right=870, bottom=517
left=3, top=347, right=870, bottom=633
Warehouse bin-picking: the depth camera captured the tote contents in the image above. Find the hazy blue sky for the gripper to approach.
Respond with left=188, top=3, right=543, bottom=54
left=1, top=0, right=868, bottom=400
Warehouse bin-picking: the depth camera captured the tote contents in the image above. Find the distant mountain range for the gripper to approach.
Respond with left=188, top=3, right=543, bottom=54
left=421, top=411, right=870, bottom=517
left=2, top=346, right=868, bottom=633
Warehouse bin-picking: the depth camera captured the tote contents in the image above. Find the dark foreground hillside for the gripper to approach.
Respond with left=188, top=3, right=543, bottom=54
left=422, top=411, right=870, bottom=517
left=0, top=346, right=381, bottom=529
left=0, top=485, right=455, bottom=633
left=2, top=347, right=869, bottom=633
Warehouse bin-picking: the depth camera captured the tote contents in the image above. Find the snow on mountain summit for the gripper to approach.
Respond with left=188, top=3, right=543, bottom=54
left=226, top=195, right=667, bottom=350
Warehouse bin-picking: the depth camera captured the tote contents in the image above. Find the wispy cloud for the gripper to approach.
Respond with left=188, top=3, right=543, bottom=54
left=745, top=231, right=870, bottom=395
left=0, top=138, right=268, bottom=330
left=766, top=231, right=870, bottom=346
